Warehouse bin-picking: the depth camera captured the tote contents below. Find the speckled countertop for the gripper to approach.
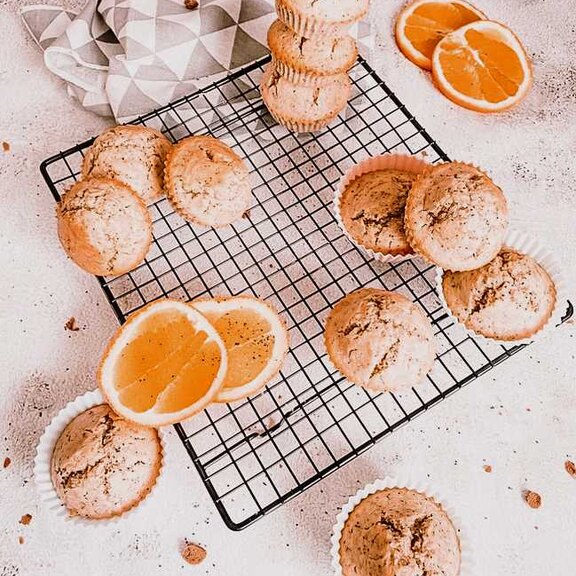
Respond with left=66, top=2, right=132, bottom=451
left=1, top=1, right=575, bottom=575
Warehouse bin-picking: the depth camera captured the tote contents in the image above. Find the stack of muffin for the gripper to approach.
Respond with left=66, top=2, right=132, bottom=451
left=261, top=0, right=370, bottom=133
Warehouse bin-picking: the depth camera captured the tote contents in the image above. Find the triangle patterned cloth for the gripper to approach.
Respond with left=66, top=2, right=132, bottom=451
left=21, top=0, right=372, bottom=122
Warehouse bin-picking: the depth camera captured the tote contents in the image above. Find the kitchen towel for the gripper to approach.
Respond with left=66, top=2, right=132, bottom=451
left=21, top=0, right=372, bottom=122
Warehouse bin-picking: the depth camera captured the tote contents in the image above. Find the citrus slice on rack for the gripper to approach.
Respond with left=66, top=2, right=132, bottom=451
left=98, top=299, right=227, bottom=426
left=432, top=20, right=532, bottom=112
left=191, top=296, right=289, bottom=403
left=395, top=0, right=486, bottom=70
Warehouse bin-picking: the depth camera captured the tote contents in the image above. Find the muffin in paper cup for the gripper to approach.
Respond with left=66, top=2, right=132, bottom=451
left=34, top=389, right=166, bottom=526
left=334, top=154, right=431, bottom=264
left=276, top=0, right=367, bottom=38
left=266, top=105, right=344, bottom=134
left=331, top=476, right=473, bottom=576
left=404, top=161, right=508, bottom=271
left=272, top=58, right=343, bottom=87
left=260, top=64, right=350, bottom=134
left=436, top=229, right=566, bottom=345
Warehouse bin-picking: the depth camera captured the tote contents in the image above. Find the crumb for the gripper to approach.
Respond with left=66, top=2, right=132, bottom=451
left=522, top=490, right=541, bottom=509
left=184, top=0, right=199, bottom=8
left=242, top=209, right=251, bottom=219
left=64, top=317, right=80, bottom=331
left=18, top=536, right=24, bottom=545
left=3, top=457, right=10, bottom=468
left=2, top=141, right=9, bottom=152
left=19, top=514, right=32, bottom=525
left=181, top=542, right=207, bottom=565
left=565, top=460, right=576, bottom=479
left=483, top=464, right=492, bottom=473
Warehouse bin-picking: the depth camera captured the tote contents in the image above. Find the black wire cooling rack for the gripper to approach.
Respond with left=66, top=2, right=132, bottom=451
left=41, top=55, right=573, bottom=530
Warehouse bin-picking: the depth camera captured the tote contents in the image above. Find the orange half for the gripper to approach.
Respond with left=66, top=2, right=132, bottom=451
left=432, top=20, right=532, bottom=112
left=191, top=296, right=289, bottom=403
left=396, top=0, right=486, bottom=70
left=98, top=299, right=227, bottom=426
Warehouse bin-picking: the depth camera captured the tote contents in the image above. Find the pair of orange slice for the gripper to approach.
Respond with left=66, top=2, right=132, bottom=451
left=395, top=0, right=532, bottom=112
left=98, top=296, right=289, bottom=427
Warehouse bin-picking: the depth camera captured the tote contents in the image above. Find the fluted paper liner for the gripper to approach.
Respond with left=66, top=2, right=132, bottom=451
left=334, top=153, right=431, bottom=264
left=330, top=476, right=473, bottom=576
left=436, top=229, right=566, bottom=345
left=34, top=389, right=166, bottom=527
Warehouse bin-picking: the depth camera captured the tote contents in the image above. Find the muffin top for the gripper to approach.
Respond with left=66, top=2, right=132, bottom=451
left=82, top=125, right=172, bottom=204
left=442, top=248, right=556, bottom=341
left=56, top=177, right=152, bottom=276
left=339, top=487, right=461, bottom=576
left=51, top=404, right=161, bottom=520
left=267, top=19, right=357, bottom=76
left=165, top=136, right=251, bottom=228
left=339, top=169, right=416, bottom=256
left=278, top=0, right=370, bottom=23
left=325, top=288, right=436, bottom=393
left=261, top=64, right=350, bottom=125
left=404, top=162, right=508, bottom=271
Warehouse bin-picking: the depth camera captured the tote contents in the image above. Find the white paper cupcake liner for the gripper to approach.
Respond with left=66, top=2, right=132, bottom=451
left=331, top=476, right=473, bottom=576
left=334, top=154, right=431, bottom=264
left=436, top=228, right=567, bottom=345
left=276, top=0, right=357, bottom=38
left=34, top=389, right=167, bottom=527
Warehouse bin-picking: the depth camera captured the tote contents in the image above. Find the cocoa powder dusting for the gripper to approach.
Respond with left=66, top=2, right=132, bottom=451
left=522, top=490, right=542, bottom=509
left=181, top=542, right=207, bottom=565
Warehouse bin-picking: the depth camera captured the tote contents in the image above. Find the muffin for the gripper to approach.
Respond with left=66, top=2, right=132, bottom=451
left=404, top=162, right=508, bottom=271
left=82, top=125, right=172, bottom=204
left=260, top=64, right=351, bottom=133
left=442, top=248, right=557, bottom=341
left=339, top=169, right=417, bottom=257
left=51, top=404, right=162, bottom=520
left=338, top=487, right=461, bottom=576
left=276, top=0, right=370, bottom=38
left=56, top=177, right=152, bottom=276
left=164, top=136, right=252, bottom=228
left=268, top=19, right=358, bottom=86
left=324, top=288, right=436, bottom=393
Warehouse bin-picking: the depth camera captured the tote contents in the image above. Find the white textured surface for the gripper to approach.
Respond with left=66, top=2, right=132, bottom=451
left=1, top=1, right=575, bottom=575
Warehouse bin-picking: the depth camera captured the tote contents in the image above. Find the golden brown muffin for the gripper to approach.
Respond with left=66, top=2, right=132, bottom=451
left=339, top=169, right=417, bottom=257
left=268, top=19, right=357, bottom=85
left=165, top=136, right=252, bottom=227
left=276, top=0, right=370, bottom=38
left=51, top=404, right=162, bottom=520
left=339, top=487, right=461, bottom=576
left=82, top=125, right=172, bottom=205
left=260, top=63, right=351, bottom=133
left=404, top=162, right=508, bottom=271
left=325, top=288, right=436, bottom=393
left=56, top=177, right=152, bottom=276
left=442, top=248, right=556, bottom=341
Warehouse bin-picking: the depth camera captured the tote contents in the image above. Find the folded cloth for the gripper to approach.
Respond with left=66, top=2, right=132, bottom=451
left=22, top=1, right=372, bottom=123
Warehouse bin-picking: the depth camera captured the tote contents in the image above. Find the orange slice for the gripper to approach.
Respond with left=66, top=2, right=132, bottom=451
left=98, top=299, right=227, bottom=426
left=396, top=0, right=485, bottom=70
left=191, top=296, right=289, bottom=403
left=432, top=20, right=532, bottom=112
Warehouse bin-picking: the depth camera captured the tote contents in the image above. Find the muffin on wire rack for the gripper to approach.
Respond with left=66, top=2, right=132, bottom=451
left=260, top=63, right=351, bottom=133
